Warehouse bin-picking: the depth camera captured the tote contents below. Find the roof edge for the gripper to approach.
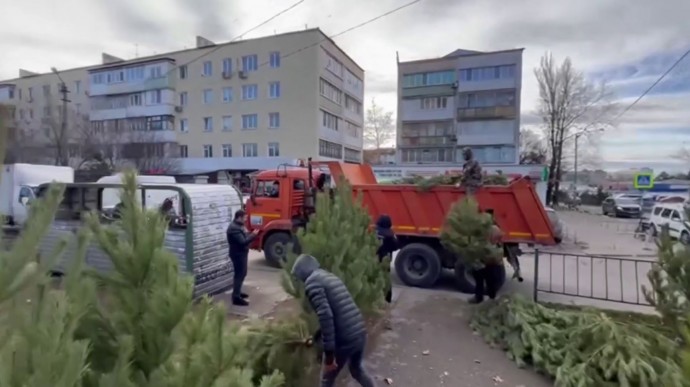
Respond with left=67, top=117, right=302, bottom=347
left=399, top=48, right=525, bottom=66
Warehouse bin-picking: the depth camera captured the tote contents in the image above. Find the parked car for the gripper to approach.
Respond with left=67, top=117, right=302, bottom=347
left=648, top=203, right=690, bottom=244
left=602, top=196, right=642, bottom=218
left=545, top=207, right=564, bottom=244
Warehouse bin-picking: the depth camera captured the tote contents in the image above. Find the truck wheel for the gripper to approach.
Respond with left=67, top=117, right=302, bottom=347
left=263, top=232, right=292, bottom=267
left=394, top=243, right=442, bottom=288
left=454, top=263, right=507, bottom=294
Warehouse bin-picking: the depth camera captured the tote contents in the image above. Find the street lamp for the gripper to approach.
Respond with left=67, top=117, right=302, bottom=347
left=50, top=67, right=70, bottom=166
left=571, top=128, right=604, bottom=187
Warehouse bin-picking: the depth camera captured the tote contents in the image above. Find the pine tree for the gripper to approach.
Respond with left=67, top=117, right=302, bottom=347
left=440, top=198, right=502, bottom=271
left=281, top=179, right=388, bottom=317
left=643, top=212, right=690, bottom=331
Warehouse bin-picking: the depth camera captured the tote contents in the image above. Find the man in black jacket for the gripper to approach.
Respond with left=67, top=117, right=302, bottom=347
left=375, top=214, right=398, bottom=304
left=226, top=210, right=259, bottom=306
left=291, top=254, right=376, bottom=387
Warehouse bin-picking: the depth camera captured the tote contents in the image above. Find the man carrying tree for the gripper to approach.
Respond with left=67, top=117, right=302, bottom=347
left=226, top=210, right=259, bottom=306
left=470, top=211, right=505, bottom=304
left=291, top=254, right=376, bottom=387
left=459, top=147, right=483, bottom=195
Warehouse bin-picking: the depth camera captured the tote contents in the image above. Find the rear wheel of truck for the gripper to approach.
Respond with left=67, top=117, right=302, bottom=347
left=263, top=232, right=292, bottom=267
left=454, top=263, right=507, bottom=294
left=394, top=243, right=442, bottom=288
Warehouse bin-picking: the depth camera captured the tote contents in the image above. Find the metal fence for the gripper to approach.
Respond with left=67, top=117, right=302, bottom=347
left=533, top=250, right=657, bottom=306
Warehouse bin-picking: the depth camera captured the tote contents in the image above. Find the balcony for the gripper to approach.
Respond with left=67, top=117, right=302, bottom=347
left=401, top=98, right=454, bottom=121
left=90, top=103, right=175, bottom=121
left=457, top=106, right=517, bottom=121
left=456, top=119, right=517, bottom=146
left=89, top=75, right=176, bottom=97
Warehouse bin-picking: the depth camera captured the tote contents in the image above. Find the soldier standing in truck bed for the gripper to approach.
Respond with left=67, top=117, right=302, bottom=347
left=460, top=147, right=482, bottom=194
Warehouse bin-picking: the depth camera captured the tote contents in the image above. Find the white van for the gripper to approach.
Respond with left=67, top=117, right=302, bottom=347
left=648, top=203, right=690, bottom=244
left=97, top=174, right=179, bottom=213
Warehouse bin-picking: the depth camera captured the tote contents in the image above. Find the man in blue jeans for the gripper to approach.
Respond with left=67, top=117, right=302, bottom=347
left=226, top=210, right=259, bottom=306
left=291, top=254, right=376, bottom=387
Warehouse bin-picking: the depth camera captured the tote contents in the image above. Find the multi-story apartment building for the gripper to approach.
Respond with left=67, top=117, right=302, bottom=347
left=396, top=48, right=523, bottom=166
left=0, top=28, right=365, bottom=172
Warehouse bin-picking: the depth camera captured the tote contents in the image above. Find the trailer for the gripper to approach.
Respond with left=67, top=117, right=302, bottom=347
left=245, top=160, right=556, bottom=293
left=36, top=182, right=243, bottom=298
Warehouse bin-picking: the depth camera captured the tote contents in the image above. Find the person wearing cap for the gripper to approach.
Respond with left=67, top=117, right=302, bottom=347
left=226, top=209, right=259, bottom=306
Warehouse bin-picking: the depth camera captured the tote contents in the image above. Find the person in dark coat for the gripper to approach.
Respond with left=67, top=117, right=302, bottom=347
left=291, top=254, right=375, bottom=387
left=375, top=214, right=398, bottom=303
left=226, top=210, right=259, bottom=306
left=470, top=213, right=504, bottom=304
left=460, top=147, right=483, bottom=195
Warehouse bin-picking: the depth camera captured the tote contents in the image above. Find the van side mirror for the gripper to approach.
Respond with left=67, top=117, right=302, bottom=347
left=20, top=196, right=29, bottom=205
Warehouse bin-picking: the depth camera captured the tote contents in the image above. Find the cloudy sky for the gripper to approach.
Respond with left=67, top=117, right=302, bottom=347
left=2, top=0, right=689, bottom=172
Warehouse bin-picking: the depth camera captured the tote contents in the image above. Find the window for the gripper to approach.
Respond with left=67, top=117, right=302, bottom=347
left=344, top=95, right=361, bottom=114
left=462, top=146, right=516, bottom=164
left=127, top=66, right=145, bottom=81
left=222, top=58, right=232, bottom=75
left=323, top=50, right=343, bottom=77
left=344, top=147, right=361, bottom=163
left=179, top=65, right=188, bottom=79
left=130, top=93, right=142, bottom=106
left=179, top=118, right=189, bottom=132
left=269, top=52, right=281, bottom=68
left=321, top=110, right=339, bottom=131
left=74, top=80, right=81, bottom=94
left=268, top=82, right=281, bottom=99
left=202, top=61, right=213, bottom=77
left=661, top=209, right=672, bottom=218
left=27, top=87, right=33, bottom=100
left=242, top=143, right=258, bottom=157
left=148, top=90, right=162, bottom=104
left=318, top=139, right=343, bottom=159
left=653, top=207, right=663, bottom=216
left=92, top=73, right=105, bottom=85
left=29, top=109, right=33, bottom=119
left=319, top=79, right=342, bottom=104
left=222, top=87, right=233, bottom=102
left=268, top=142, right=280, bottom=157
left=401, top=148, right=455, bottom=163
left=242, top=114, right=258, bottom=129
left=242, top=55, right=258, bottom=72
left=42, top=85, right=51, bottom=97
left=345, top=121, right=360, bottom=138
left=43, top=106, right=51, bottom=117
left=672, top=210, right=682, bottom=221
left=420, top=97, right=448, bottom=110
left=179, top=92, right=188, bottom=106
left=221, top=144, right=232, bottom=157
left=402, top=70, right=455, bottom=88
left=148, top=66, right=162, bottom=78
left=242, top=84, right=258, bottom=100
left=202, top=89, right=213, bottom=104
left=268, top=112, right=280, bottom=128
left=222, top=115, right=232, bottom=131
left=458, top=90, right=516, bottom=108
left=203, top=145, right=213, bottom=158
left=179, top=145, right=188, bottom=158
left=18, top=109, right=24, bottom=120
left=203, top=117, right=213, bottom=132
left=459, top=65, right=516, bottom=81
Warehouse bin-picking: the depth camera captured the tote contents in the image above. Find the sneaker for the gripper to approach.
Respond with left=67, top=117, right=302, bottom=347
left=240, top=292, right=249, bottom=299
left=232, top=297, right=249, bottom=306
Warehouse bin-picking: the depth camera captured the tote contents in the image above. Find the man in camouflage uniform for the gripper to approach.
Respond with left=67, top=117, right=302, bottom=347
left=460, top=147, right=482, bottom=195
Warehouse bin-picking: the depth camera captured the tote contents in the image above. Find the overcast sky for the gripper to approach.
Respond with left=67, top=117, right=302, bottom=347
left=2, top=0, right=689, bottom=172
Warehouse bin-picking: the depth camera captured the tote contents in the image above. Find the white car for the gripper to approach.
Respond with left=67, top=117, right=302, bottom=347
left=545, top=207, right=564, bottom=244
left=648, top=203, right=690, bottom=244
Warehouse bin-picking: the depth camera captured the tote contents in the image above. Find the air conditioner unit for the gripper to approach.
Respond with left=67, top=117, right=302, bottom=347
left=238, top=71, right=248, bottom=79
left=222, top=71, right=233, bottom=79
left=174, top=106, right=183, bottom=113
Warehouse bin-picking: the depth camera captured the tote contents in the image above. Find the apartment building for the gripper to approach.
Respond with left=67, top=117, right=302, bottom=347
left=396, top=48, right=523, bottom=165
left=0, top=28, right=365, bottom=171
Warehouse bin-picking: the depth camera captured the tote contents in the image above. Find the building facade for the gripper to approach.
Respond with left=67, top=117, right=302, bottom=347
left=0, top=28, right=365, bottom=172
left=396, top=48, right=523, bottom=166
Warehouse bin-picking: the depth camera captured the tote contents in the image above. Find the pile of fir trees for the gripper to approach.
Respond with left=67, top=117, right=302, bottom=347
left=394, top=173, right=509, bottom=191
left=468, top=208, right=690, bottom=386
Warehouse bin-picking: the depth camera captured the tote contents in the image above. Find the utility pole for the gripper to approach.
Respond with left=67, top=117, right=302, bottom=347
left=51, top=67, right=71, bottom=166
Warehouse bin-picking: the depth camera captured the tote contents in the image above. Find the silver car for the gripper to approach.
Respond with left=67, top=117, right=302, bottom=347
left=545, top=207, right=564, bottom=244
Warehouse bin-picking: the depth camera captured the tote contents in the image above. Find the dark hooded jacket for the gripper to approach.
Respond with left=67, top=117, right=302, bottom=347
left=291, top=254, right=366, bottom=354
left=375, top=215, right=398, bottom=261
left=226, top=220, right=256, bottom=258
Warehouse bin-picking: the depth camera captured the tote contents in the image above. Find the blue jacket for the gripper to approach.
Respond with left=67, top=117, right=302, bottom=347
left=291, top=254, right=366, bottom=354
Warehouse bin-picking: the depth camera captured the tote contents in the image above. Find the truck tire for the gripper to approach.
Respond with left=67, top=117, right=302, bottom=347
left=454, top=263, right=507, bottom=294
left=263, top=232, right=292, bottom=267
left=394, top=243, right=442, bottom=288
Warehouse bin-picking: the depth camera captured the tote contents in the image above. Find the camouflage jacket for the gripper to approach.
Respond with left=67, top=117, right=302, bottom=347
left=461, top=159, right=483, bottom=188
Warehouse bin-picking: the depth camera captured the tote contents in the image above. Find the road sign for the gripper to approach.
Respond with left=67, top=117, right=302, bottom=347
left=633, top=173, right=654, bottom=189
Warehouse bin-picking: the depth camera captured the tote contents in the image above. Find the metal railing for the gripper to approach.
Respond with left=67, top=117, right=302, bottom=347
left=533, top=250, right=656, bottom=306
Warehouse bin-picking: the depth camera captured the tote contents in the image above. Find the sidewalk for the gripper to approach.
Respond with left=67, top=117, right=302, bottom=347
left=349, top=286, right=552, bottom=387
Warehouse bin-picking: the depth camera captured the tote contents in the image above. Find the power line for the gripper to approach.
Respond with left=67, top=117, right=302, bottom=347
left=613, top=48, right=690, bottom=121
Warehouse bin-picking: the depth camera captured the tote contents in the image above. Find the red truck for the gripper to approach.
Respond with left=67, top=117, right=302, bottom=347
left=245, top=160, right=556, bottom=293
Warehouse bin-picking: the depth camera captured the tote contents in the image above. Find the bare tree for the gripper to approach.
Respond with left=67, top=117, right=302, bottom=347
left=364, top=99, right=395, bottom=149
left=519, top=128, right=547, bottom=164
left=121, top=129, right=181, bottom=174
left=534, top=52, right=615, bottom=205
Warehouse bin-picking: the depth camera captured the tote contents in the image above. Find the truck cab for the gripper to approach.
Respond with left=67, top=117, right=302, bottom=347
left=244, top=162, right=330, bottom=265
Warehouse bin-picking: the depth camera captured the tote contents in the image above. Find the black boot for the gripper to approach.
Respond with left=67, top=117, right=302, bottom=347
left=468, top=297, right=484, bottom=304
left=232, top=297, right=249, bottom=306
left=240, top=292, right=249, bottom=299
